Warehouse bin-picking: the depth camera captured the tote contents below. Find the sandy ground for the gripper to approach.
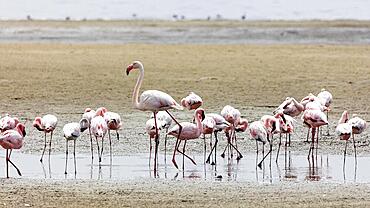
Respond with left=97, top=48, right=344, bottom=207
left=0, top=25, right=370, bottom=206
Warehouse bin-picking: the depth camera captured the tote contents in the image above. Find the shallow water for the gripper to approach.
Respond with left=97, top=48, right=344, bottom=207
left=0, top=150, right=366, bottom=184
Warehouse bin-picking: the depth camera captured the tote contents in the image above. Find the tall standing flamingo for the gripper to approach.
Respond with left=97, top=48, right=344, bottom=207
left=0, top=123, right=26, bottom=178
left=63, top=119, right=88, bottom=174
left=90, top=116, right=108, bottom=163
left=167, top=108, right=205, bottom=170
left=317, top=89, right=333, bottom=135
left=205, top=113, right=229, bottom=165
left=126, top=61, right=183, bottom=173
left=181, top=92, right=203, bottom=110
left=82, top=108, right=96, bottom=160
left=33, top=114, right=58, bottom=162
left=0, top=114, right=19, bottom=132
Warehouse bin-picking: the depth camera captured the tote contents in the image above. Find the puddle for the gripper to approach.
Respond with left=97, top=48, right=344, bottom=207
left=0, top=150, right=365, bottom=183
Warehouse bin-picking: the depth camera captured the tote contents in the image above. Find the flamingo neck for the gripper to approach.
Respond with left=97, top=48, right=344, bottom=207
left=195, top=114, right=203, bottom=133
left=132, top=65, right=144, bottom=109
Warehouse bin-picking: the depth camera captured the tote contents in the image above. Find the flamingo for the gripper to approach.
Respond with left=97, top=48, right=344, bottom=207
left=201, top=116, right=216, bottom=163
left=167, top=108, right=205, bottom=170
left=82, top=108, right=96, bottom=159
left=348, top=114, right=367, bottom=159
left=249, top=120, right=268, bottom=164
left=274, top=97, right=304, bottom=117
left=145, top=118, right=164, bottom=164
left=33, top=114, right=58, bottom=162
left=104, top=111, right=122, bottom=158
left=317, top=89, right=333, bottom=135
left=150, top=111, right=172, bottom=159
left=205, top=113, right=229, bottom=165
left=63, top=119, right=89, bottom=174
left=302, top=109, right=328, bottom=157
left=90, top=116, right=108, bottom=163
left=276, top=114, right=295, bottom=162
left=257, top=113, right=287, bottom=168
left=126, top=61, right=183, bottom=172
left=0, top=114, right=19, bottom=132
left=335, top=111, right=352, bottom=163
left=221, top=105, right=243, bottom=160
left=301, top=94, right=327, bottom=142
left=181, top=92, right=203, bottom=110
left=0, top=123, right=26, bottom=178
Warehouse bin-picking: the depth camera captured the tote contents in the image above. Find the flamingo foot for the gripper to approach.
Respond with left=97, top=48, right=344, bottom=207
left=172, top=159, right=179, bottom=169
left=257, top=162, right=263, bottom=169
left=236, top=155, right=243, bottom=161
left=220, top=153, right=225, bottom=158
left=211, top=162, right=215, bottom=166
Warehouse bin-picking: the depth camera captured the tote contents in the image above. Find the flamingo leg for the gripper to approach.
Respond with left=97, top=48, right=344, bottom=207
left=258, top=140, right=272, bottom=169
left=326, top=111, right=330, bottom=136
left=353, top=134, right=357, bottom=160
left=6, top=150, right=22, bottom=176
left=343, top=140, right=348, bottom=167
left=172, top=138, right=181, bottom=169
left=182, top=140, right=186, bottom=170
left=64, top=140, right=68, bottom=174
left=177, top=141, right=196, bottom=166
left=305, top=128, right=310, bottom=143
left=116, top=130, right=120, bottom=141
left=288, top=133, right=291, bottom=147
left=109, top=130, right=112, bottom=163
left=40, top=132, right=47, bottom=162
left=276, top=133, right=282, bottom=163
left=89, top=127, right=94, bottom=160
left=165, top=110, right=183, bottom=169
left=308, top=127, right=316, bottom=158
left=205, top=131, right=218, bottom=164
left=149, top=136, right=152, bottom=165
left=95, top=136, right=101, bottom=163
left=153, top=112, right=159, bottom=173
left=164, top=128, right=168, bottom=163
left=6, top=149, right=9, bottom=178
left=203, top=134, right=206, bottom=164
left=48, top=131, right=53, bottom=160
left=74, top=139, right=77, bottom=175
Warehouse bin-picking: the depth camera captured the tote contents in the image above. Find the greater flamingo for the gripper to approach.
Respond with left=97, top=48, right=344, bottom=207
left=33, top=114, right=58, bottom=162
left=181, top=92, right=203, bottom=110
left=126, top=61, right=183, bottom=172
left=168, top=108, right=205, bottom=170
left=205, top=113, right=229, bottom=165
left=63, top=119, right=89, bottom=174
left=0, top=114, right=19, bottom=132
left=317, top=89, right=333, bottom=135
left=0, top=123, right=26, bottom=178
left=90, top=116, right=108, bottom=163
left=220, top=105, right=243, bottom=160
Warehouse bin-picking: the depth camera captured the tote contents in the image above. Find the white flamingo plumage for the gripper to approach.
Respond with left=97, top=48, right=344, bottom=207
left=150, top=111, right=172, bottom=158
left=126, top=61, right=183, bottom=172
left=63, top=119, right=88, bottom=174
left=104, top=111, right=122, bottom=158
left=0, top=123, right=26, bottom=178
left=82, top=108, right=96, bottom=160
left=33, top=114, right=58, bottom=163
left=0, top=114, right=20, bottom=132
left=90, top=116, right=108, bottom=163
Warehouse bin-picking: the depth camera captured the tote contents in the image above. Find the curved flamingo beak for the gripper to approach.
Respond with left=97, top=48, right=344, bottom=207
left=126, top=64, right=134, bottom=75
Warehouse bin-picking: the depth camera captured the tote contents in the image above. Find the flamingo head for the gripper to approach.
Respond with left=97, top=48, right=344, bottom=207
left=338, top=111, right=349, bottom=124
left=17, top=123, right=26, bottom=137
left=126, top=61, right=143, bottom=75
left=84, top=108, right=92, bottom=113
left=195, top=108, right=206, bottom=121
left=33, top=117, right=44, bottom=131
left=79, top=118, right=89, bottom=133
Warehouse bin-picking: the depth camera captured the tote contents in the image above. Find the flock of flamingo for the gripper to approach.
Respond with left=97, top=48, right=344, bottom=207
left=0, top=60, right=367, bottom=178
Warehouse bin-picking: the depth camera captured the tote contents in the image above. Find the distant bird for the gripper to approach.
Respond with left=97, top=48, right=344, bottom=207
left=104, top=111, right=122, bottom=156
left=181, top=92, right=203, bottom=110
left=221, top=105, right=243, bottom=160
left=205, top=113, right=230, bottom=164
left=168, top=108, right=205, bottom=170
left=150, top=111, right=172, bottom=158
left=82, top=108, right=96, bottom=160
left=274, top=97, right=304, bottom=117
left=63, top=119, right=89, bottom=174
left=0, top=114, right=19, bottom=132
left=0, top=123, right=26, bottom=178
left=33, top=114, right=58, bottom=163
left=90, top=116, right=108, bottom=163
left=145, top=118, right=164, bottom=163
left=302, top=109, right=328, bottom=157
left=317, top=89, right=333, bottom=135
left=126, top=61, right=183, bottom=173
